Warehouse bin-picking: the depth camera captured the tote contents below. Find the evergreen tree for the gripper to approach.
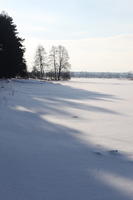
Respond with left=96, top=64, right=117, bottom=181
left=0, top=11, right=27, bottom=78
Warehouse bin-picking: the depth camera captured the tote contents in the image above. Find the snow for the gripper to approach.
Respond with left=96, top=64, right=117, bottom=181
left=0, top=78, right=133, bottom=200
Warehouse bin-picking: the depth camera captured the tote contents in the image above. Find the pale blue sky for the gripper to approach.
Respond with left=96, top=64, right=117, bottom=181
left=1, top=0, right=133, bottom=71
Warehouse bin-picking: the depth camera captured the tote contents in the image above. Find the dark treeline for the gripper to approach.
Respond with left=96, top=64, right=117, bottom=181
left=71, top=72, right=133, bottom=79
left=0, top=12, right=27, bottom=78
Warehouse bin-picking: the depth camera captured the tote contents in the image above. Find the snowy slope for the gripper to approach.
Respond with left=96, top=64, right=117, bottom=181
left=0, top=78, right=133, bottom=200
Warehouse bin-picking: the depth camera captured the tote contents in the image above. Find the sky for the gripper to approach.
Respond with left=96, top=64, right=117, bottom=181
left=1, top=0, right=133, bottom=72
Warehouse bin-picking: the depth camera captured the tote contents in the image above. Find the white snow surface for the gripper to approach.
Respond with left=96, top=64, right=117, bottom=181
left=0, top=78, right=133, bottom=200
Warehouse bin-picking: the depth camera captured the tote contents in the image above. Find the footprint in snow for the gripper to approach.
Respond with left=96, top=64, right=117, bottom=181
left=108, top=150, right=120, bottom=156
left=93, top=151, right=103, bottom=156
left=93, top=150, right=120, bottom=157
left=72, top=116, right=79, bottom=118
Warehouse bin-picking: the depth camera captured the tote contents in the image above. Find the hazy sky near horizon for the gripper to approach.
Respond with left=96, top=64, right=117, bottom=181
left=1, top=0, right=133, bottom=72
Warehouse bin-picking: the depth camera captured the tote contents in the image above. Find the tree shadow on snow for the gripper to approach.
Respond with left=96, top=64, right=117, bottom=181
left=0, top=80, right=131, bottom=200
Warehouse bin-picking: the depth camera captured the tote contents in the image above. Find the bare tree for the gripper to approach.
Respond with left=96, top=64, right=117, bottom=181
left=56, top=45, right=70, bottom=80
left=34, top=45, right=47, bottom=79
left=33, top=45, right=71, bottom=80
left=48, top=46, right=58, bottom=80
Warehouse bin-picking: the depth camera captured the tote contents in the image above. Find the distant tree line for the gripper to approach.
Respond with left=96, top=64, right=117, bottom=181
left=71, top=72, right=133, bottom=79
left=0, top=12, right=27, bottom=78
left=30, top=45, right=71, bottom=80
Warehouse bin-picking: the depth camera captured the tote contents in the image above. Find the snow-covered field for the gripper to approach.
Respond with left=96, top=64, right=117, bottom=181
left=0, top=78, right=133, bottom=200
